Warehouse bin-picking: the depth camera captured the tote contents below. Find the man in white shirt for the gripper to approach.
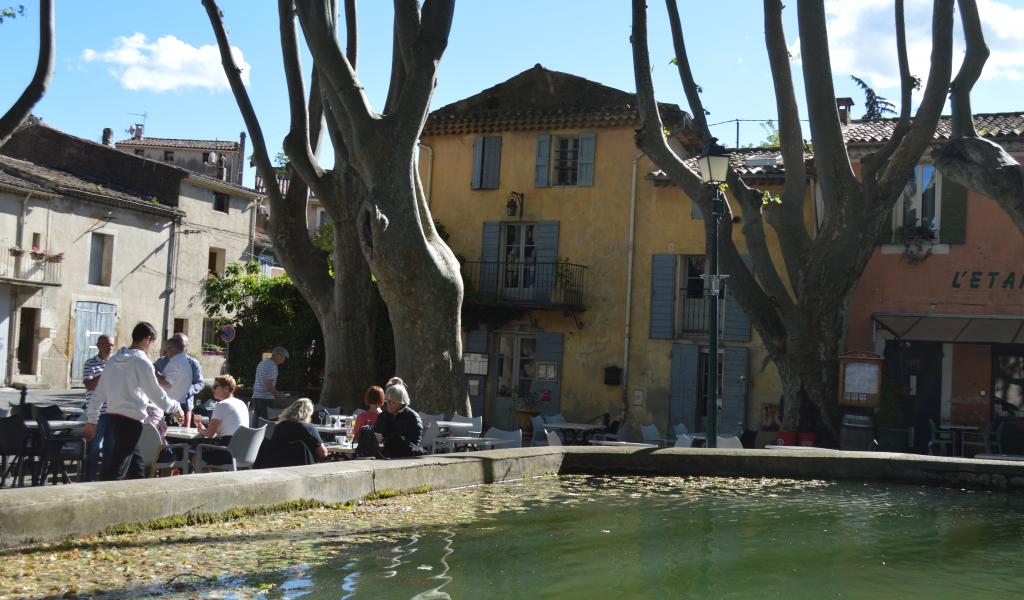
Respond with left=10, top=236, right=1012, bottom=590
left=84, top=322, right=184, bottom=481
left=159, top=336, right=193, bottom=417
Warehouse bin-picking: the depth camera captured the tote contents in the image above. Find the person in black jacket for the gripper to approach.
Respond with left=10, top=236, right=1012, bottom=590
left=373, top=380, right=425, bottom=458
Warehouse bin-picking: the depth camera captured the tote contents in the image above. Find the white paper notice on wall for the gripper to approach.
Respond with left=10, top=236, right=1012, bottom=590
left=909, top=374, right=918, bottom=396
left=465, top=353, right=488, bottom=376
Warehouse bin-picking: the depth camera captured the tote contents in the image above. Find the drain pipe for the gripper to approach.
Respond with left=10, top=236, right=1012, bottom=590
left=621, top=152, right=644, bottom=421
left=161, top=218, right=179, bottom=340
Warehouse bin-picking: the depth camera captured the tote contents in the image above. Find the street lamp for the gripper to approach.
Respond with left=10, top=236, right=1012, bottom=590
left=697, top=138, right=731, bottom=449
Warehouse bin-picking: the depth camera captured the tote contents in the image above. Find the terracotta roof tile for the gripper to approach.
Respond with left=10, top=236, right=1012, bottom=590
left=116, top=137, right=240, bottom=151
left=843, top=112, right=1024, bottom=145
left=647, top=148, right=814, bottom=185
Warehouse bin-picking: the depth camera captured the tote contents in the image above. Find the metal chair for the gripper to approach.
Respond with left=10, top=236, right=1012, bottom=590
left=545, top=414, right=567, bottom=425
left=420, top=421, right=440, bottom=454
left=615, top=423, right=633, bottom=442
left=0, top=416, right=33, bottom=487
left=673, top=423, right=689, bottom=436
left=196, top=425, right=266, bottom=472
left=35, top=416, right=86, bottom=485
left=545, top=429, right=563, bottom=446
left=137, top=424, right=190, bottom=477
left=716, top=434, right=744, bottom=449
left=484, top=426, right=523, bottom=449
left=961, top=422, right=1003, bottom=456
left=257, top=417, right=278, bottom=440
left=927, top=420, right=955, bottom=456
left=530, top=414, right=547, bottom=446
left=31, top=404, right=65, bottom=422
left=451, top=414, right=482, bottom=437
left=674, top=433, right=694, bottom=448
left=641, top=424, right=666, bottom=446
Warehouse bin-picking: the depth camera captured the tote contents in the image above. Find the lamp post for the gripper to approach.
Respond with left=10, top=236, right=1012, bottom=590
left=696, top=138, right=731, bottom=449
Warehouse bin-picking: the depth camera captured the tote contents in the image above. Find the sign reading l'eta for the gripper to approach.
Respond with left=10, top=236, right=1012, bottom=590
left=952, top=271, right=1024, bottom=290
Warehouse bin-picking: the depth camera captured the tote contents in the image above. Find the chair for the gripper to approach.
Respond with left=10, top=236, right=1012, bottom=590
left=673, top=423, right=689, bottom=436
left=961, top=422, right=1004, bottom=456
left=0, top=416, right=33, bottom=487
left=420, top=421, right=440, bottom=454
left=137, top=424, right=190, bottom=477
left=616, top=423, right=632, bottom=443
left=927, top=420, right=955, bottom=456
left=716, top=435, right=744, bottom=449
left=451, top=414, right=482, bottom=437
left=530, top=414, right=547, bottom=446
left=31, top=404, right=65, bottom=422
left=257, top=417, right=278, bottom=440
left=545, top=429, right=563, bottom=446
left=35, top=416, right=86, bottom=485
left=196, top=425, right=266, bottom=472
left=641, top=424, right=665, bottom=447
left=418, top=412, right=438, bottom=429
left=674, top=433, right=694, bottom=448
left=484, top=426, right=523, bottom=449
left=545, top=414, right=567, bottom=425
left=353, top=408, right=366, bottom=416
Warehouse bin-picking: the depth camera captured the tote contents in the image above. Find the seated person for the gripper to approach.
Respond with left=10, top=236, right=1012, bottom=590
left=354, top=386, right=384, bottom=431
left=275, top=397, right=328, bottom=462
left=371, top=381, right=424, bottom=458
left=195, top=375, right=248, bottom=440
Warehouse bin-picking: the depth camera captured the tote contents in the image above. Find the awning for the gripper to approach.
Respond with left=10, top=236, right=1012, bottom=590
left=873, top=312, right=1024, bottom=344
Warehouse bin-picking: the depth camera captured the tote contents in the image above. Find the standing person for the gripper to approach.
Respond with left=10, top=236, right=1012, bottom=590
left=251, top=346, right=288, bottom=422
left=373, top=382, right=425, bottom=458
left=83, top=322, right=184, bottom=481
left=154, top=333, right=203, bottom=429
left=82, top=334, right=114, bottom=482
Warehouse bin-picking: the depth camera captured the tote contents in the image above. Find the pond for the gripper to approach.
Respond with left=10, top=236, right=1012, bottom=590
left=4, top=475, right=1023, bottom=598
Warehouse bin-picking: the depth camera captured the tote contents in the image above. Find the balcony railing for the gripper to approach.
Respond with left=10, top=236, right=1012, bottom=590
left=677, top=295, right=724, bottom=336
left=0, top=253, right=62, bottom=286
left=462, top=261, right=586, bottom=310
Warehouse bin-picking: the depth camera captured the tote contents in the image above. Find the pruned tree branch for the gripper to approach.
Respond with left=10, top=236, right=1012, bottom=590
left=0, top=0, right=54, bottom=147
left=762, top=0, right=810, bottom=291
left=665, top=0, right=709, bottom=140
left=278, top=0, right=326, bottom=193
left=203, top=0, right=332, bottom=306
left=949, top=0, right=988, bottom=138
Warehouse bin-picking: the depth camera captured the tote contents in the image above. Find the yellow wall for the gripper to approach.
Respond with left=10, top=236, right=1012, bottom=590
left=421, top=125, right=813, bottom=437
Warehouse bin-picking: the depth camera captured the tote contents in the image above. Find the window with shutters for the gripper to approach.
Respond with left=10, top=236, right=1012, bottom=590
left=471, top=136, right=502, bottom=190
left=553, top=136, right=580, bottom=185
left=676, top=255, right=724, bottom=337
left=881, top=165, right=942, bottom=244
left=501, top=223, right=537, bottom=291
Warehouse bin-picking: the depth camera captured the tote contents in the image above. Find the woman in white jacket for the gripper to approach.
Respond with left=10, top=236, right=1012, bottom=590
left=84, top=322, right=184, bottom=481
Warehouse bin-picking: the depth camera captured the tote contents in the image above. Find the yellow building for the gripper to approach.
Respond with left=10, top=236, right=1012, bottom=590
left=421, top=65, right=806, bottom=441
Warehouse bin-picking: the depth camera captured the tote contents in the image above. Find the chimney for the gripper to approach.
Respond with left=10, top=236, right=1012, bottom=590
left=237, top=131, right=247, bottom=186
left=133, top=123, right=144, bottom=140
left=101, top=128, right=113, bottom=146
left=836, top=97, right=855, bottom=126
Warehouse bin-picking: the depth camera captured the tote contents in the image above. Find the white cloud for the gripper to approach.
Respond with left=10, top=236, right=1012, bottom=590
left=793, top=0, right=1024, bottom=92
left=82, top=33, right=250, bottom=93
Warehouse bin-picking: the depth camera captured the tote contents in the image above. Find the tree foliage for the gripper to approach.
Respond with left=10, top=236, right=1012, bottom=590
left=850, top=75, right=897, bottom=119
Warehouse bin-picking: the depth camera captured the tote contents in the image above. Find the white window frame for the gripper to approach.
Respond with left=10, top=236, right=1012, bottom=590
left=894, top=164, right=942, bottom=241
left=552, top=135, right=581, bottom=186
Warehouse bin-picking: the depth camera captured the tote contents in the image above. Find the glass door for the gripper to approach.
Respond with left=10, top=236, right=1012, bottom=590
left=501, top=223, right=536, bottom=298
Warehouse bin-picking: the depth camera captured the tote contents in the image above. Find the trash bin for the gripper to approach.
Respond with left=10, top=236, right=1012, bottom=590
left=840, top=414, right=875, bottom=450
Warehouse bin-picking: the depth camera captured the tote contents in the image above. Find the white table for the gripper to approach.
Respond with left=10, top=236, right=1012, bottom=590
left=164, top=426, right=202, bottom=441
left=542, top=423, right=604, bottom=445
left=24, top=420, right=84, bottom=431
left=324, top=442, right=356, bottom=458
left=589, top=440, right=658, bottom=448
left=435, top=421, right=475, bottom=433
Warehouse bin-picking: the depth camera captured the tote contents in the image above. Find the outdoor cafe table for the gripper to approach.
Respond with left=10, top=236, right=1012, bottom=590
left=324, top=442, right=356, bottom=460
left=24, top=420, right=84, bottom=432
left=434, top=436, right=503, bottom=452
left=435, top=421, right=475, bottom=434
left=589, top=440, right=658, bottom=448
left=541, top=423, right=604, bottom=445
left=940, top=423, right=979, bottom=456
left=164, top=426, right=202, bottom=441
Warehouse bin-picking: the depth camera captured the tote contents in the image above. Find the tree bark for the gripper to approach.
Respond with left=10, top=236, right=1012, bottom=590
left=0, top=0, right=54, bottom=147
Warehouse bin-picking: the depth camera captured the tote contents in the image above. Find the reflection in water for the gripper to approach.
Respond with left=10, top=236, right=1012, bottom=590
left=136, top=477, right=1024, bottom=599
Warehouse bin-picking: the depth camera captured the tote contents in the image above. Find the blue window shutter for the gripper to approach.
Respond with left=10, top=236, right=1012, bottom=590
left=471, top=136, right=484, bottom=190
left=649, top=254, right=677, bottom=339
left=723, top=255, right=752, bottom=342
left=721, top=347, right=749, bottom=435
left=535, top=134, right=551, bottom=188
left=535, top=221, right=560, bottom=302
left=466, top=329, right=488, bottom=354
left=482, top=136, right=502, bottom=189
left=480, top=221, right=500, bottom=294
left=534, top=332, right=563, bottom=416
left=691, top=200, right=704, bottom=220
left=577, top=132, right=596, bottom=186
left=670, top=344, right=700, bottom=433
left=939, top=174, right=968, bottom=244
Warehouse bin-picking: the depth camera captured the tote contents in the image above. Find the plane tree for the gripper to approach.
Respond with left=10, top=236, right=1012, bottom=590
left=0, top=0, right=53, bottom=147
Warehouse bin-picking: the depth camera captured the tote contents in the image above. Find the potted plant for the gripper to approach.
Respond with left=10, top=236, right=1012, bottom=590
left=8, top=246, right=24, bottom=257
left=45, top=252, right=64, bottom=263
left=29, top=247, right=46, bottom=261
left=897, top=219, right=936, bottom=265
left=876, top=375, right=909, bottom=452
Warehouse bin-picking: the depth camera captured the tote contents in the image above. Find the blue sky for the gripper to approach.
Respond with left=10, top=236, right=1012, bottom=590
left=1, top=1, right=1022, bottom=188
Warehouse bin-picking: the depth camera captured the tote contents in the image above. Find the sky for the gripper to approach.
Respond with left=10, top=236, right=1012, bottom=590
left=1, top=0, right=1022, bottom=188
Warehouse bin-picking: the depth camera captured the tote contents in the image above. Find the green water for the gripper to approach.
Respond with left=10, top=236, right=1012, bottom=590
left=166, top=476, right=1024, bottom=598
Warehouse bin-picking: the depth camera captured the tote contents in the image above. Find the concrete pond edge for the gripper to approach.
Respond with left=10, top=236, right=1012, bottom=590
left=2, top=447, right=1022, bottom=549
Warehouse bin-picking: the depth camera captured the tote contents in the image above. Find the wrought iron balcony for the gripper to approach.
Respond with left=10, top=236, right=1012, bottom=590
left=0, top=252, right=62, bottom=286
left=462, top=260, right=586, bottom=311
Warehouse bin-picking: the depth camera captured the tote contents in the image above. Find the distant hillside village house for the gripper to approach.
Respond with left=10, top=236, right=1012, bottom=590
left=0, top=120, right=264, bottom=388
left=421, top=64, right=1024, bottom=448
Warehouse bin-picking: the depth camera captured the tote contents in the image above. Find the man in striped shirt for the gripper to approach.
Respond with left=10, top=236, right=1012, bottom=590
left=251, top=346, right=288, bottom=421
left=82, top=334, right=114, bottom=482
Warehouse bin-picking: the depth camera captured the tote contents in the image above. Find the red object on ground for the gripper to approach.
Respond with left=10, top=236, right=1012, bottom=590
left=798, top=432, right=817, bottom=447
left=775, top=431, right=797, bottom=446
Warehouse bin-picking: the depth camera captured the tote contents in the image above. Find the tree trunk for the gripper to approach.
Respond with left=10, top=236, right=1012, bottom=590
left=358, top=161, right=470, bottom=418
left=935, top=137, right=1024, bottom=235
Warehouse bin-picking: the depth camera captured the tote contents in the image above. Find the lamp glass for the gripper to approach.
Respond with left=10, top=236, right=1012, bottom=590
left=697, top=139, right=732, bottom=184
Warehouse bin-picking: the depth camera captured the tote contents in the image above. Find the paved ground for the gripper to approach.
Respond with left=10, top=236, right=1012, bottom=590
left=0, top=387, right=86, bottom=412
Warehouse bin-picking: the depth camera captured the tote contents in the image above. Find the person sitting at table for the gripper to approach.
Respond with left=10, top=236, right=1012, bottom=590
left=354, top=386, right=384, bottom=431
left=372, top=381, right=425, bottom=458
left=194, top=375, right=248, bottom=440
left=274, top=397, right=328, bottom=462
